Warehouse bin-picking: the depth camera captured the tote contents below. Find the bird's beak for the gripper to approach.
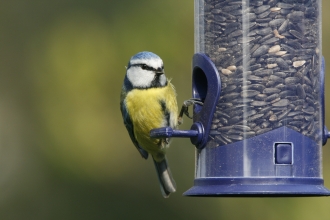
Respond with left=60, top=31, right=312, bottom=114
left=156, top=68, right=164, bottom=76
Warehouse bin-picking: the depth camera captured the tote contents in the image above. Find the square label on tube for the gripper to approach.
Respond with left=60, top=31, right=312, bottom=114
left=275, top=143, right=293, bottom=165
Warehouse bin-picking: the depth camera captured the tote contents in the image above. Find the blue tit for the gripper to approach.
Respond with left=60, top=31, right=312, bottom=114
left=120, top=51, right=178, bottom=198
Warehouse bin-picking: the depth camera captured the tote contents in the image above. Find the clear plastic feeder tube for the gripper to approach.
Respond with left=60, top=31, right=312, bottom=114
left=194, top=0, right=323, bottom=179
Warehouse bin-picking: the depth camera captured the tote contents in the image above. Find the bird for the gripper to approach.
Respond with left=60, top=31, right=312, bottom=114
left=120, top=51, right=178, bottom=198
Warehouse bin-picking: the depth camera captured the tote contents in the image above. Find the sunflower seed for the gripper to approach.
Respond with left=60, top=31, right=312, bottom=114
left=296, top=84, right=306, bottom=99
left=272, top=99, right=290, bottom=107
left=302, top=106, right=315, bottom=114
left=254, top=5, right=271, bottom=14
left=222, top=69, right=233, bottom=75
left=252, top=45, right=270, bottom=57
left=285, top=77, right=300, bottom=85
left=263, top=88, right=281, bottom=94
left=268, top=45, right=281, bottom=53
left=293, top=60, right=306, bottom=68
left=277, top=3, right=294, bottom=9
left=241, top=90, right=260, bottom=98
left=251, top=101, right=269, bottom=106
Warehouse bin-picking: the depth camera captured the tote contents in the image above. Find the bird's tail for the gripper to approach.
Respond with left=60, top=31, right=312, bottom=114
left=153, top=157, right=176, bottom=198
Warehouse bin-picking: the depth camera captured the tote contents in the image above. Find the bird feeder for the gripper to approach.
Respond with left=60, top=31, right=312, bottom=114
left=151, top=0, right=330, bottom=196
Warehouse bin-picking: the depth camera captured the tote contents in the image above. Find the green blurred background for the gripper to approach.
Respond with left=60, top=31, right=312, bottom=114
left=1, top=0, right=330, bottom=219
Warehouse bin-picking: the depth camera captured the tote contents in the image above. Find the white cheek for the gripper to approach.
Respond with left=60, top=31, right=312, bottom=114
left=127, top=68, right=154, bottom=88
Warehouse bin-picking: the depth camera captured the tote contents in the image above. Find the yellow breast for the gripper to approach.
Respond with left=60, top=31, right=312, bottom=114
left=125, top=82, right=178, bottom=159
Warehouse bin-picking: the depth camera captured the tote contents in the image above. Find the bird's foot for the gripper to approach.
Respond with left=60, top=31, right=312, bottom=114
left=178, top=98, right=204, bottom=122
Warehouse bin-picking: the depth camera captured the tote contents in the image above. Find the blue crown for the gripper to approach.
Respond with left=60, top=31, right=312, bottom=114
left=130, top=51, right=160, bottom=61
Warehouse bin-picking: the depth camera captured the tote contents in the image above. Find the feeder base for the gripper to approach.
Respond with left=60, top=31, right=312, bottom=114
left=183, top=177, right=330, bottom=197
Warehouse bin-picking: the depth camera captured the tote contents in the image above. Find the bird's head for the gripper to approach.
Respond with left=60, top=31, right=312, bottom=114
left=126, top=51, right=167, bottom=89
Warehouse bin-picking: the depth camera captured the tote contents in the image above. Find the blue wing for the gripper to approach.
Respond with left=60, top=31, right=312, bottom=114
left=120, top=96, right=149, bottom=159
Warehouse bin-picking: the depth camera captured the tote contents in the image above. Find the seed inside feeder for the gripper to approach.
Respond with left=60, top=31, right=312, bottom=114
left=198, top=0, right=321, bottom=145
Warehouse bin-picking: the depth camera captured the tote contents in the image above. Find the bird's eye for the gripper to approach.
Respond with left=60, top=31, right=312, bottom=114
left=141, top=64, right=148, bottom=70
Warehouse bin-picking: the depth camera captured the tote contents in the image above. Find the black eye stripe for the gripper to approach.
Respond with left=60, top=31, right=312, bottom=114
left=129, top=63, right=162, bottom=72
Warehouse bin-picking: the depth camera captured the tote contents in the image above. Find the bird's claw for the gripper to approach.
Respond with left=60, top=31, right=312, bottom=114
left=178, top=98, right=203, bottom=123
